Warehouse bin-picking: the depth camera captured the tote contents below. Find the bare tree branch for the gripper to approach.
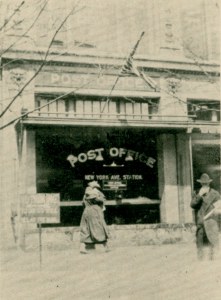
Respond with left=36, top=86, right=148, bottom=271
left=0, top=0, right=48, bottom=57
left=3, top=19, right=24, bottom=33
left=0, top=1, right=25, bottom=32
left=183, top=43, right=220, bottom=90
left=0, top=68, right=103, bottom=130
left=0, top=4, right=84, bottom=119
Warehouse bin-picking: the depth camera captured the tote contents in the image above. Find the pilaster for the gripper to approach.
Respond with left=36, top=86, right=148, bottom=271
left=157, top=134, right=179, bottom=223
left=175, top=133, right=193, bottom=223
left=26, top=130, right=37, bottom=194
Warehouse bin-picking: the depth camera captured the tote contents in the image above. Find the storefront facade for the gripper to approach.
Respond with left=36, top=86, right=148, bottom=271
left=35, top=126, right=159, bottom=225
left=1, top=51, right=220, bottom=247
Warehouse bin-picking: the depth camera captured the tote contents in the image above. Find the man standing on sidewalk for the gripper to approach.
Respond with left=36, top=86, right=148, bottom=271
left=191, top=173, right=220, bottom=261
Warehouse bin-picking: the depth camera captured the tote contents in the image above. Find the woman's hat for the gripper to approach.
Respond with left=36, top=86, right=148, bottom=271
left=197, top=173, right=212, bottom=183
left=88, top=180, right=100, bottom=188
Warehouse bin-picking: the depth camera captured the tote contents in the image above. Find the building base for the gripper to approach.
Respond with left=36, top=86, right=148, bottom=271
left=18, top=223, right=196, bottom=251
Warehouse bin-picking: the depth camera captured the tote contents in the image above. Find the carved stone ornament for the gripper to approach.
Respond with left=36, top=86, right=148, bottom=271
left=164, top=9, right=174, bottom=44
left=167, top=77, right=181, bottom=94
left=9, top=67, right=27, bottom=88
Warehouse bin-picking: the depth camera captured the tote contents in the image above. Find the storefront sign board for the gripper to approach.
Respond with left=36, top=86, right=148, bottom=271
left=36, top=72, right=160, bottom=92
left=20, top=194, right=60, bottom=223
left=84, top=174, right=143, bottom=181
left=67, top=147, right=156, bottom=168
left=103, top=180, right=127, bottom=191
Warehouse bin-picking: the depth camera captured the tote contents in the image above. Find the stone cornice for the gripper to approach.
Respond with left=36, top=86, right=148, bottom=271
left=20, top=117, right=220, bottom=133
left=2, top=49, right=220, bottom=76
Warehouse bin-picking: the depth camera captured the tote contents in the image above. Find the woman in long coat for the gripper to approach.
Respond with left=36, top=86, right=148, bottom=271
left=79, top=181, right=109, bottom=254
left=191, top=173, right=220, bottom=260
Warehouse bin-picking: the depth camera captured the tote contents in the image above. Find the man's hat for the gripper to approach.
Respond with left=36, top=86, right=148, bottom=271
left=197, top=173, right=212, bottom=183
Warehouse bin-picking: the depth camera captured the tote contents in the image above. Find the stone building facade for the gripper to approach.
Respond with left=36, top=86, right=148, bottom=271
left=0, top=0, right=220, bottom=248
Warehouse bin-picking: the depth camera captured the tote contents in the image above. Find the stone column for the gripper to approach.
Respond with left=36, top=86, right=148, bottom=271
left=17, top=128, right=36, bottom=249
left=17, top=127, right=27, bottom=249
left=175, top=133, right=193, bottom=223
left=157, top=134, right=179, bottom=223
left=18, top=128, right=36, bottom=194
left=26, top=130, right=37, bottom=194
left=0, top=92, right=21, bottom=248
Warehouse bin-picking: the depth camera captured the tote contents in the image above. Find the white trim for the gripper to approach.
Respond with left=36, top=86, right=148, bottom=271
left=191, top=139, right=220, bottom=145
left=60, top=199, right=160, bottom=206
left=21, top=117, right=190, bottom=128
left=35, top=86, right=161, bottom=98
left=187, top=97, right=221, bottom=102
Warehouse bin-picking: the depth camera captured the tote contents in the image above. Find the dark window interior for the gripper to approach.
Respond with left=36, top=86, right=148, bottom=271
left=57, top=205, right=160, bottom=226
left=192, top=143, right=220, bottom=193
left=192, top=141, right=221, bottom=230
left=36, top=126, right=159, bottom=225
left=188, top=100, right=220, bottom=122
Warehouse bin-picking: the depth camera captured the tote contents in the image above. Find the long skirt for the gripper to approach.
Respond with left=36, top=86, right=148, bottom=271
left=80, top=205, right=109, bottom=244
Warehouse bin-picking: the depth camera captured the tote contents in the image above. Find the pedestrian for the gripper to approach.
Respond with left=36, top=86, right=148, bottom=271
left=191, top=173, right=220, bottom=260
left=83, top=181, right=106, bottom=212
left=79, top=181, right=110, bottom=254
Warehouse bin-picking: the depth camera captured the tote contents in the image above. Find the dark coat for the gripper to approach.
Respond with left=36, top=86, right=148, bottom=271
left=80, top=188, right=109, bottom=244
left=191, top=188, right=220, bottom=246
left=80, top=205, right=109, bottom=243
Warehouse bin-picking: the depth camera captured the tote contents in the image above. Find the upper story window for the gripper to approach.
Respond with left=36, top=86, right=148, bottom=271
left=35, top=94, right=159, bottom=120
left=187, top=99, right=220, bottom=122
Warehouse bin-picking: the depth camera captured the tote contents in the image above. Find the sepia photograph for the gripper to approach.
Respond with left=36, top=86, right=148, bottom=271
left=0, top=0, right=220, bottom=299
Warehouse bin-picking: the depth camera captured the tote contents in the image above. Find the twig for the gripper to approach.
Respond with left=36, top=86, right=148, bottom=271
left=0, top=4, right=84, bottom=119
left=183, top=44, right=219, bottom=90
left=0, top=0, right=48, bottom=56
left=101, top=32, right=145, bottom=113
left=101, top=76, right=120, bottom=113
left=0, top=1, right=25, bottom=32
left=0, top=68, right=103, bottom=130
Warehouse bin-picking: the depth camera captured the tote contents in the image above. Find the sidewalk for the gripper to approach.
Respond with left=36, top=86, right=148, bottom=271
left=1, top=243, right=221, bottom=300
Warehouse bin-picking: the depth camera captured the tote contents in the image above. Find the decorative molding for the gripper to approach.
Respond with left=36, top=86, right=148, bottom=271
left=164, top=9, right=175, bottom=45
left=2, top=50, right=219, bottom=74
left=166, top=77, right=181, bottom=94
left=8, top=67, right=27, bottom=88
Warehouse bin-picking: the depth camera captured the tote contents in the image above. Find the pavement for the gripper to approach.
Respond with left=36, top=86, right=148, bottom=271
left=0, top=243, right=221, bottom=300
